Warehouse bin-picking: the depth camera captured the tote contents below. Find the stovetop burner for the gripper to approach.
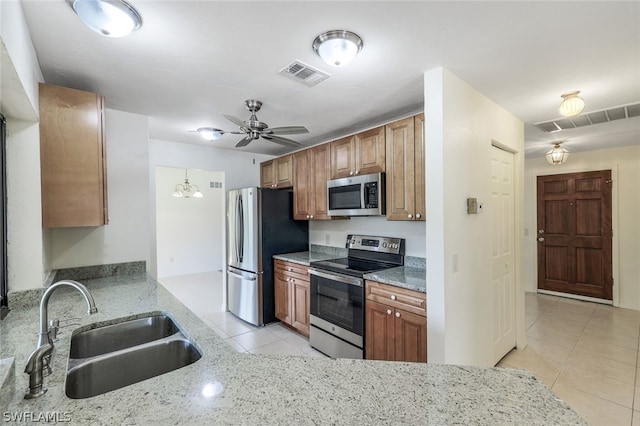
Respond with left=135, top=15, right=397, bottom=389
left=309, top=235, right=405, bottom=278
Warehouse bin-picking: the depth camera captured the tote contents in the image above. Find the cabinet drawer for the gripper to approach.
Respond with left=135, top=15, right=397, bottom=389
left=365, top=280, right=426, bottom=317
left=275, top=260, right=309, bottom=282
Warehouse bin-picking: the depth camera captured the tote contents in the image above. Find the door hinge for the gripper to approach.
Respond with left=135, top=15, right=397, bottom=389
left=606, top=179, right=613, bottom=185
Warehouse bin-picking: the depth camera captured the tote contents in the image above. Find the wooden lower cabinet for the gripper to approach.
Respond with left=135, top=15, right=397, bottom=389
left=365, top=280, right=427, bottom=362
left=274, top=260, right=310, bottom=336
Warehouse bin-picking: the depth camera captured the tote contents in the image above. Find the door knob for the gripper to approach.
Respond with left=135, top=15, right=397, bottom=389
left=538, top=237, right=545, bottom=242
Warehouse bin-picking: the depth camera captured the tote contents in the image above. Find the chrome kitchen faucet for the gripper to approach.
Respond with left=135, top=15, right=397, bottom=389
left=24, top=280, right=98, bottom=399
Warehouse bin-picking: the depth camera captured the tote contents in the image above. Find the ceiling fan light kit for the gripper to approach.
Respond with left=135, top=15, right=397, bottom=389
left=558, top=91, right=585, bottom=117
left=545, top=142, right=570, bottom=165
left=313, top=30, right=363, bottom=67
left=67, top=0, right=142, bottom=37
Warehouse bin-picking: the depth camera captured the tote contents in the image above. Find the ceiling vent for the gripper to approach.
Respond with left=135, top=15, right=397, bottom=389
left=278, top=60, right=329, bottom=86
left=534, top=102, right=640, bottom=132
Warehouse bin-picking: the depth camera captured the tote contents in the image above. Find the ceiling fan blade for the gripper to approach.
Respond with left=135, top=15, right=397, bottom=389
left=261, top=135, right=300, bottom=147
left=224, top=114, right=246, bottom=128
left=235, top=135, right=253, bottom=147
left=266, top=126, right=309, bottom=135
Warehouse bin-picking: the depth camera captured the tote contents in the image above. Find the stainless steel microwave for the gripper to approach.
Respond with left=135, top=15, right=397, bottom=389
left=327, top=172, right=385, bottom=216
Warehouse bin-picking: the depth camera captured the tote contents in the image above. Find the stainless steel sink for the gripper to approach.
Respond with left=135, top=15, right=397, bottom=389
left=65, top=313, right=202, bottom=399
left=69, top=314, right=180, bottom=358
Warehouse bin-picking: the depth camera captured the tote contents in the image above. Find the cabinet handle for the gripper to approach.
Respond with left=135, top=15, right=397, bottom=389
left=349, top=171, right=354, bottom=176
left=355, top=170, right=359, bottom=175
left=287, top=268, right=292, bottom=271
left=416, top=213, right=421, bottom=219
left=310, top=215, right=313, bottom=219
left=390, top=295, right=396, bottom=301
left=395, top=312, right=400, bottom=318
left=386, top=309, right=392, bottom=315
left=408, top=214, right=413, bottom=219
left=306, top=215, right=310, bottom=219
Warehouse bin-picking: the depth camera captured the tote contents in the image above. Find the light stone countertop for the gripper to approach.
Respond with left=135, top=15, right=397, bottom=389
left=0, top=273, right=585, bottom=425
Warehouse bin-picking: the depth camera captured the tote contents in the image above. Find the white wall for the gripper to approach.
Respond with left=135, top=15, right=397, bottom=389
left=524, top=145, right=640, bottom=310
left=425, top=68, right=525, bottom=367
left=1, top=0, right=46, bottom=292
left=148, top=139, right=273, bottom=279
left=49, top=109, right=150, bottom=269
left=310, top=218, right=426, bottom=257
left=156, top=167, right=225, bottom=278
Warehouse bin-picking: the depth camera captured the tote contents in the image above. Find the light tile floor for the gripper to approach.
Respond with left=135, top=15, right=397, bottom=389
left=498, top=292, right=640, bottom=426
left=159, top=271, right=326, bottom=358
left=161, top=272, right=640, bottom=425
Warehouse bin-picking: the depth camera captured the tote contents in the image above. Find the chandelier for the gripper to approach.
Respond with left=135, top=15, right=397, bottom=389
left=172, top=169, right=203, bottom=198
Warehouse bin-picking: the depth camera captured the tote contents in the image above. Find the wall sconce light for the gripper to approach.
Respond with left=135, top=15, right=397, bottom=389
left=172, top=169, right=203, bottom=198
left=545, top=142, right=570, bottom=165
left=558, top=91, right=585, bottom=117
left=312, top=30, right=363, bottom=67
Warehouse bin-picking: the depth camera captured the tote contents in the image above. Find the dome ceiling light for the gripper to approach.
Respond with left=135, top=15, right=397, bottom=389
left=545, top=142, right=570, bottom=165
left=558, top=91, right=585, bottom=117
left=312, top=30, right=363, bottom=67
left=67, top=0, right=142, bottom=37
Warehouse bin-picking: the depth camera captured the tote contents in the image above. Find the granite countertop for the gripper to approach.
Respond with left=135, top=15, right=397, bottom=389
left=0, top=273, right=585, bottom=425
left=272, top=251, right=338, bottom=266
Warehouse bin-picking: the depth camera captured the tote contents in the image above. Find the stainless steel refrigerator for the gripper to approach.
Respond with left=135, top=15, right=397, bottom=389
left=226, top=187, right=308, bottom=326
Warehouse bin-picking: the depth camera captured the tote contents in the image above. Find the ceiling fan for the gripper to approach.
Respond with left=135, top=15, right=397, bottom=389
left=215, top=99, right=309, bottom=148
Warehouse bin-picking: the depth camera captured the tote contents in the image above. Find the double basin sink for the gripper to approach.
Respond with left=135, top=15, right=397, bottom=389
left=65, top=313, right=202, bottom=399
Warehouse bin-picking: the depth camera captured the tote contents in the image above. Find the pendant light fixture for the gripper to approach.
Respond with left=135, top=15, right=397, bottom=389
left=172, top=169, right=203, bottom=198
left=545, top=142, right=570, bottom=165
left=67, top=0, right=142, bottom=37
left=312, top=30, right=363, bottom=67
left=558, top=91, right=585, bottom=117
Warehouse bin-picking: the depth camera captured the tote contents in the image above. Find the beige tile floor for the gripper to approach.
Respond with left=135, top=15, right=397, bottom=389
left=498, top=292, right=640, bottom=426
left=162, top=272, right=640, bottom=425
left=159, top=271, right=326, bottom=358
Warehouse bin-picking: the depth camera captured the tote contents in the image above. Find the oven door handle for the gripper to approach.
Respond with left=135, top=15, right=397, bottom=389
left=308, top=268, right=364, bottom=287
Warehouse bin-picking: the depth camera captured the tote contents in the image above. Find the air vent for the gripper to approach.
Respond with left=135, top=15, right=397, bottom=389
left=534, top=102, right=640, bottom=132
left=278, top=60, right=330, bottom=86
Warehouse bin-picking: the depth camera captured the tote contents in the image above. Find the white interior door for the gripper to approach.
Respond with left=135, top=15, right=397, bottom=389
left=491, top=146, right=516, bottom=364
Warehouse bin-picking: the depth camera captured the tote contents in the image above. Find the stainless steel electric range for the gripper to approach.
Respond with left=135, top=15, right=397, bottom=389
left=308, top=235, right=405, bottom=359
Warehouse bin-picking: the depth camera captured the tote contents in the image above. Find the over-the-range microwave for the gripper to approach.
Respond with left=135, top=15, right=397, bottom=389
left=327, top=172, right=385, bottom=216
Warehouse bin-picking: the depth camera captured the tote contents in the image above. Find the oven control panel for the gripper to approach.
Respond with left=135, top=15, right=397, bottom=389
left=345, top=235, right=404, bottom=254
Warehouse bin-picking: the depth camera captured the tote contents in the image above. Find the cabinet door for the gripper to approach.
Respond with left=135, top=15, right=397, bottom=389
left=40, top=83, right=108, bottom=227
left=394, top=308, right=427, bottom=363
left=365, top=300, right=395, bottom=361
left=274, top=273, right=291, bottom=325
left=291, top=279, right=310, bottom=336
left=310, top=143, right=332, bottom=220
left=385, top=116, right=416, bottom=221
left=355, top=126, right=385, bottom=175
left=274, top=155, right=293, bottom=188
left=293, top=150, right=311, bottom=219
left=260, top=161, right=275, bottom=188
left=414, top=113, right=425, bottom=221
left=330, top=136, right=355, bottom=179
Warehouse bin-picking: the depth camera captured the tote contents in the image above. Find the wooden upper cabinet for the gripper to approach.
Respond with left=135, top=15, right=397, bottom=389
left=260, top=154, right=293, bottom=188
left=39, top=83, right=108, bottom=228
left=330, top=127, right=385, bottom=179
left=385, top=114, right=425, bottom=221
left=293, top=144, right=336, bottom=220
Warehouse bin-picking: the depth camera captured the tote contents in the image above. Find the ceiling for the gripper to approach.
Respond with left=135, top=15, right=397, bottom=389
left=19, top=1, right=640, bottom=158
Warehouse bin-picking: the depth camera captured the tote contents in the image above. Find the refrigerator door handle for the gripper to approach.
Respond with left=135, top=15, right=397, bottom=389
left=227, top=270, right=257, bottom=281
left=238, top=193, right=244, bottom=262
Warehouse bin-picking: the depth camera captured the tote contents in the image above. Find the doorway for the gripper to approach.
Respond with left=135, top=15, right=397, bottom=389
left=491, top=145, right=516, bottom=363
left=536, top=170, right=613, bottom=300
left=0, top=114, right=7, bottom=317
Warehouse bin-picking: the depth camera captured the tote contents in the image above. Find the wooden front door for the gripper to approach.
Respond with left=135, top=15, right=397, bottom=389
left=537, top=170, right=613, bottom=300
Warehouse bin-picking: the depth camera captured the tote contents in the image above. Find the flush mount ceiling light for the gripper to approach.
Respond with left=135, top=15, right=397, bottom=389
left=545, top=142, right=570, bottom=165
left=312, top=30, right=363, bottom=67
left=197, top=127, right=224, bottom=141
left=172, top=169, right=203, bottom=198
left=67, top=0, right=142, bottom=37
left=558, top=91, right=585, bottom=117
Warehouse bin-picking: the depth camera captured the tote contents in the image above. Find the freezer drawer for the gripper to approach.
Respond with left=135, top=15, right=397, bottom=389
left=227, top=268, right=263, bottom=326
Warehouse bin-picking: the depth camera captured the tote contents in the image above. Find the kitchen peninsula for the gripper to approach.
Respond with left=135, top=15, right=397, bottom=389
left=0, top=273, right=584, bottom=425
